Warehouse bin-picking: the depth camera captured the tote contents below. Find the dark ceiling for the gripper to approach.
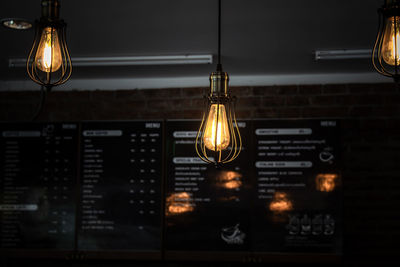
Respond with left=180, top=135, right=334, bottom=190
left=0, top=0, right=389, bottom=89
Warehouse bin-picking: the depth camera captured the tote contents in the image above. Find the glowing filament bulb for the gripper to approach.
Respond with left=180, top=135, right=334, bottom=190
left=35, top=27, right=62, bottom=72
left=203, top=104, right=230, bottom=151
left=382, top=16, right=400, bottom=66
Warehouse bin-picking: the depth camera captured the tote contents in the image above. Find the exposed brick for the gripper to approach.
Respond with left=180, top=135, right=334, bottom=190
left=286, top=96, right=310, bottom=106
left=0, top=91, right=41, bottom=101
left=90, top=90, right=115, bottom=100
left=181, top=87, right=205, bottom=98
left=337, top=95, right=384, bottom=106
left=115, top=89, right=143, bottom=100
left=322, top=84, right=348, bottom=94
left=147, top=99, right=183, bottom=110
left=262, top=96, right=286, bottom=106
left=276, top=107, right=302, bottom=118
left=278, top=85, right=298, bottom=95
left=141, top=88, right=181, bottom=99
left=181, top=110, right=203, bottom=119
left=253, top=108, right=278, bottom=118
left=235, top=110, right=253, bottom=119
left=253, top=86, right=280, bottom=96
left=372, top=83, right=398, bottom=93
left=310, top=95, right=338, bottom=105
left=384, top=94, right=400, bottom=105
left=230, top=86, right=253, bottom=97
left=236, top=97, right=262, bottom=108
left=190, top=98, right=207, bottom=109
left=114, top=100, right=147, bottom=111
left=298, top=84, right=322, bottom=94
left=349, top=106, right=374, bottom=117
left=348, top=83, right=375, bottom=94
left=302, top=107, right=348, bottom=117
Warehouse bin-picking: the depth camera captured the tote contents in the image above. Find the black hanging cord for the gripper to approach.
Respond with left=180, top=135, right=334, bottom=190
left=31, top=85, right=47, bottom=121
left=217, top=0, right=222, bottom=72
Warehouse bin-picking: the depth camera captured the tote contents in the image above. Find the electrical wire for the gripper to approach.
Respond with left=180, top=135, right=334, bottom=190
left=31, top=85, right=47, bottom=121
left=217, top=0, right=222, bottom=71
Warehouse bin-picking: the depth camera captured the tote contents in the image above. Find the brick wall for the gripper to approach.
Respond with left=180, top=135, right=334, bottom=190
left=1, top=83, right=400, bottom=266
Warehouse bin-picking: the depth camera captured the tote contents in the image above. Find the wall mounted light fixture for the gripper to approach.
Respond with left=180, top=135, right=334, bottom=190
left=27, top=0, right=72, bottom=90
left=195, top=0, right=241, bottom=167
left=373, top=0, right=400, bottom=82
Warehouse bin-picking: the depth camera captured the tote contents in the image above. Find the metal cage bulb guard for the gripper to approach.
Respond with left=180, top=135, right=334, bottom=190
left=195, top=71, right=242, bottom=166
left=372, top=0, right=400, bottom=82
left=26, top=0, right=72, bottom=90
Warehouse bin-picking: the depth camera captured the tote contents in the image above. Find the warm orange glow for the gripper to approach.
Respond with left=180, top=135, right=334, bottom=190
left=382, top=16, right=400, bottom=66
left=216, top=171, right=242, bottom=189
left=165, top=192, right=194, bottom=216
left=269, top=192, right=293, bottom=213
left=35, top=27, right=62, bottom=72
left=316, top=173, right=338, bottom=192
left=203, top=104, right=230, bottom=151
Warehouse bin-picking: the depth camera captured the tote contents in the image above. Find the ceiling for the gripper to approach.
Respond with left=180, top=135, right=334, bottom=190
left=0, top=0, right=390, bottom=90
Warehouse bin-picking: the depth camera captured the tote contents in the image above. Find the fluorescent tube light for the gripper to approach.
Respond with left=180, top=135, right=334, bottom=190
left=314, top=49, right=371, bottom=61
left=9, top=54, right=213, bottom=68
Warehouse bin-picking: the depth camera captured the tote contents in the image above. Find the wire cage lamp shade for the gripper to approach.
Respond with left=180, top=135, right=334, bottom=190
left=27, top=0, right=72, bottom=89
left=373, top=0, right=400, bottom=82
left=195, top=71, right=242, bottom=166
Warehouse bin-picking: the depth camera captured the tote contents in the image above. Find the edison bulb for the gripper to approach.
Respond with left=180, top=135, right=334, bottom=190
left=381, top=16, right=400, bottom=66
left=35, top=27, right=62, bottom=72
left=203, top=104, right=230, bottom=151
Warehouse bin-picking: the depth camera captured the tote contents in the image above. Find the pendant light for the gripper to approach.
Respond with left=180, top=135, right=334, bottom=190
left=373, top=0, right=400, bottom=82
left=27, top=0, right=72, bottom=90
left=195, top=0, right=241, bottom=166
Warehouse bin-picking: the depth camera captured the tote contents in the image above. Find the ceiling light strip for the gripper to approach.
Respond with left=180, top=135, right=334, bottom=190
left=9, top=55, right=213, bottom=68
left=315, top=49, right=371, bottom=60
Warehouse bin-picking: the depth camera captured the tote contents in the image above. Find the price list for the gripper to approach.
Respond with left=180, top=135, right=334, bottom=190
left=165, top=120, right=252, bottom=253
left=252, top=119, right=342, bottom=253
left=0, top=123, right=77, bottom=249
left=78, top=121, right=163, bottom=251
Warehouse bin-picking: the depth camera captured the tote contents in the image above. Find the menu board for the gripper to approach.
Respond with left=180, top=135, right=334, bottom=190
left=77, top=121, right=163, bottom=251
left=252, top=119, right=342, bottom=254
left=0, top=123, right=78, bottom=250
left=165, top=120, right=253, bottom=253
left=0, top=119, right=341, bottom=259
left=165, top=119, right=342, bottom=257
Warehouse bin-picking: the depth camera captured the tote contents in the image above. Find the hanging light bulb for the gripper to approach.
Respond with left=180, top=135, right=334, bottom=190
left=195, top=0, right=241, bottom=166
left=203, top=103, right=230, bottom=151
left=35, top=27, right=62, bottom=72
left=27, top=0, right=72, bottom=90
left=373, top=0, right=400, bottom=82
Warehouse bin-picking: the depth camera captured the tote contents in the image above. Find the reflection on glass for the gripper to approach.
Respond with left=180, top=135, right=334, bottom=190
left=216, top=171, right=242, bottom=189
left=269, top=192, right=293, bottom=213
left=315, top=173, right=338, bottom=192
left=165, top=192, right=194, bottom=216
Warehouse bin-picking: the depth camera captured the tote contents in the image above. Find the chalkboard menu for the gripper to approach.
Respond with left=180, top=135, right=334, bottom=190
left=0, top=119, right=341, bottom=261
left=165, top=120, right=252, bottom=254
left=165, top=119, right=342, bottom=258
left=252, top=119, right=341, bottom=254
left=77, top=121, right=163, bottom=252
left=0, top=123, right=78, bottom=250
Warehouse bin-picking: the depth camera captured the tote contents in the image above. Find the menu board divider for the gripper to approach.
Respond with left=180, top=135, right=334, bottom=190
left=73, top=122, right=82, bottom=257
